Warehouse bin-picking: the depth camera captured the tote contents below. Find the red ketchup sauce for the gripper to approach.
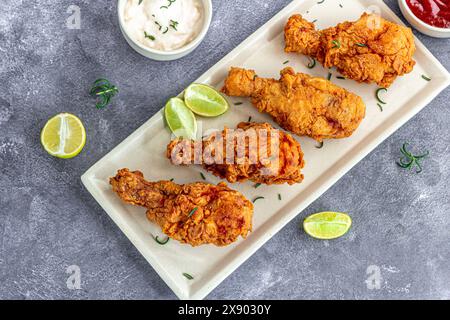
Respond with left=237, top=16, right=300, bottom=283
left=406, top=0, right=450, bottom=28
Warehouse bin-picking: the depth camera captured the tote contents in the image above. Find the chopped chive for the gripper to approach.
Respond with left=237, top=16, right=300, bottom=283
left=339, top=4, right=343, bottom=8
left=396, top=143, right=429, bottom=173
left=376, top=88, right=388, bottom=104
left=154, top=21, right=162, bottom=30
left=422, top=75, right=431, bottom=81
left=336, top=76, right=345, bottom=79
left=283, top=60, right=290, bottom=65
left=317, top=0, right=325, bottom=4
left=234, top=102, right=243, bottom=105
left=200, top=172, right=206, bottom=180
left=163, top=27, right=169, bottom=34
left=248, top=116, right=252, bottom=122
left=182, top=273, right=194, bottom=280
left=160, top=5, right=168, bottom=9
left=188, top=207, right=198, bottom=218
left=153, top=235, right=170, bottom=245
left=254, top=183, right=262, bottom=189
left=312, top=19, right=318, bottom=23
left=144, top=31, right=155, bottom=40
left=169, top=178, right=174, bottom=181
left=307, top=58, right=316, bottom=69
left=327, top=73, right=332, bottom=81
left=356, top=43, right=367, bottom=47
left=278, top=194, right=282, bottom=200
left=139, top=0, right=143, bottom=4
left=169, top=19, right=179, bottom=31
left=331, top=40, right=341, bottom=49
left=316, top=141, right=324, bottom=149
left=253, top=196, right=265, bottom=203
left=377, top=103, right=384, bottom=112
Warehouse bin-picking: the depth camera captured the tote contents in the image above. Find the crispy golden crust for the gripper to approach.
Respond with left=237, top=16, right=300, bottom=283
left=285, top=13, right=416, bottom=87
left=167, top=122, right=305, bottom=185
left=110, top=169, right=253, bottom=247
left=222, top=67, right=366, bottom=142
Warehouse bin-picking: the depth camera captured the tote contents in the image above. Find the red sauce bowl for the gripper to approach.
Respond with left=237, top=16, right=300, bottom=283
left=399, top=0, right=450, bottom=38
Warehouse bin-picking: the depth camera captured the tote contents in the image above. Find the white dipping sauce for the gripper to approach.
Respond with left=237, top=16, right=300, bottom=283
left=123, top=0, right=204, bottom=51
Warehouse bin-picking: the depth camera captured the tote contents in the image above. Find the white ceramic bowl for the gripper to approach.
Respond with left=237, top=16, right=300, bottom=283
left=118, top=0, right=212, bottom=61
left=398, top=0, right=450, bottom=38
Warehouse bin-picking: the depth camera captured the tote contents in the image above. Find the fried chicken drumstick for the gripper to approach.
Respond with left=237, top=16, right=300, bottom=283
left=284, top=13, right=416, bottom=88
left=167, top=122, right=305, bottom=185
left=110, top=169, right=253, bottom=247
left=221, top=67, right=365, bottom=142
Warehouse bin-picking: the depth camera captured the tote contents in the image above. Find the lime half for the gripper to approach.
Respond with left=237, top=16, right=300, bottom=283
left=41, top=113, right=86, bottom=159
left=303, top=211, right=352, bottom=240
left=184, top=83, right=229, bottom=117
left=165, top=97, right=197, bottom=139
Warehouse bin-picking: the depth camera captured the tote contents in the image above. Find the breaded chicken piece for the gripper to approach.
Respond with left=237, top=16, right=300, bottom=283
left=285, top=13, right=416, bottom=88
left=221, top=67, right=366, bottom=142
left=110, top=169, right=253, bottom=247
left=167, top=122, right=305, bottom=185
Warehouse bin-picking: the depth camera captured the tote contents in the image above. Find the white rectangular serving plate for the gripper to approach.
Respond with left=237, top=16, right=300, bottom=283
left=82, top=0, right=450, bottom=299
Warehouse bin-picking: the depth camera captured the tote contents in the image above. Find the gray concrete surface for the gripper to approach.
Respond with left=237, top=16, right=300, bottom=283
left=0, top=0, right=449, bottom=300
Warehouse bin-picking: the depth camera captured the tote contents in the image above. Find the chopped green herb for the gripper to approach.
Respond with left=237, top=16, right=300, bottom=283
left=163, top=27, right=169, bottom=34
left=182, top=273, right=194, bottom=280
left=161, top=0, right=176, bottom=9
left=278, top=194, right=282, bottom=200
left=377, top=103, right=384, bottom=112
left=316, top=141, right=324, bottom=149
left=248, top=116, right=252, bottom=122
left=331, top=40, right=341, bottom=49
left=312, top=19, right=318, bottom=23
left=317, top=0, right=325, bottom=4
left=283, top=60, right=290, bottom=65
left=336, top=76, right=346, bottom=79
left=200, top=172, right=206, bottom=180
left=327, top=73, right=332, bottom=81
left=89, top=78, right=119, bottom=109
left=170, top=178, right=174, bottom=182
left=139, top=0, right=144, bottom=5
left=254, top=183, right=262, bottom=189
left=376, top=88, right=388, bottom=104
left=253, top=196, right=265, bottom=203
left=170, top=19, right=179, bottom=31
left=339, top=4, right=343, bottom=8
left=144, top=31, right=155, bottom=41
left=154, top=21, right=162, bottom=30
left=422, top=75, right=431, bottom=81
left=234, top=102, right=243, bottom=106
left=153, top=235, right=170, bottom=245
left=307, top=58, right=316, bottom=69
left=188, top=207, right=198, bottom=218
left=356, top=43, right=367, bottom=47
left=396, top=143, right=429, bottom=173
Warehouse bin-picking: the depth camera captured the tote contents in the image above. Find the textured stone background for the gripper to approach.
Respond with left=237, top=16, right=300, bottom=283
left=0, top=0, right=449, bottom=300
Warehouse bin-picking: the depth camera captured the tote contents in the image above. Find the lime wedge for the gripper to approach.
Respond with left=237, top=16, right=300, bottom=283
left=184, top=83, right=229, bottom=117
left=40, top=113, right=86, bottom=159
left=303, top=211, right=352, bottom=240
left=164, top=97, right=197, bottom=139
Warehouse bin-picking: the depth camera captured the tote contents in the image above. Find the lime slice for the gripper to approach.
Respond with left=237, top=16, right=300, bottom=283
left=184, top=83, right=229, bottom=117
left=40, top=113, right=86, bottom=159
left=164, top=97, right=197, bottom=139
left=303, top=211, right=352, bottom=240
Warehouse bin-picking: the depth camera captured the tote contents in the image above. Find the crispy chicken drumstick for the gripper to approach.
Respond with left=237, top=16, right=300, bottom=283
left=110, top=169, right=253, bottom=247
left=221, top=67, right=366, bottom=142
left=167, top=122, right=305, bottom=185
left=284, top=13, right=416, bottom=87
